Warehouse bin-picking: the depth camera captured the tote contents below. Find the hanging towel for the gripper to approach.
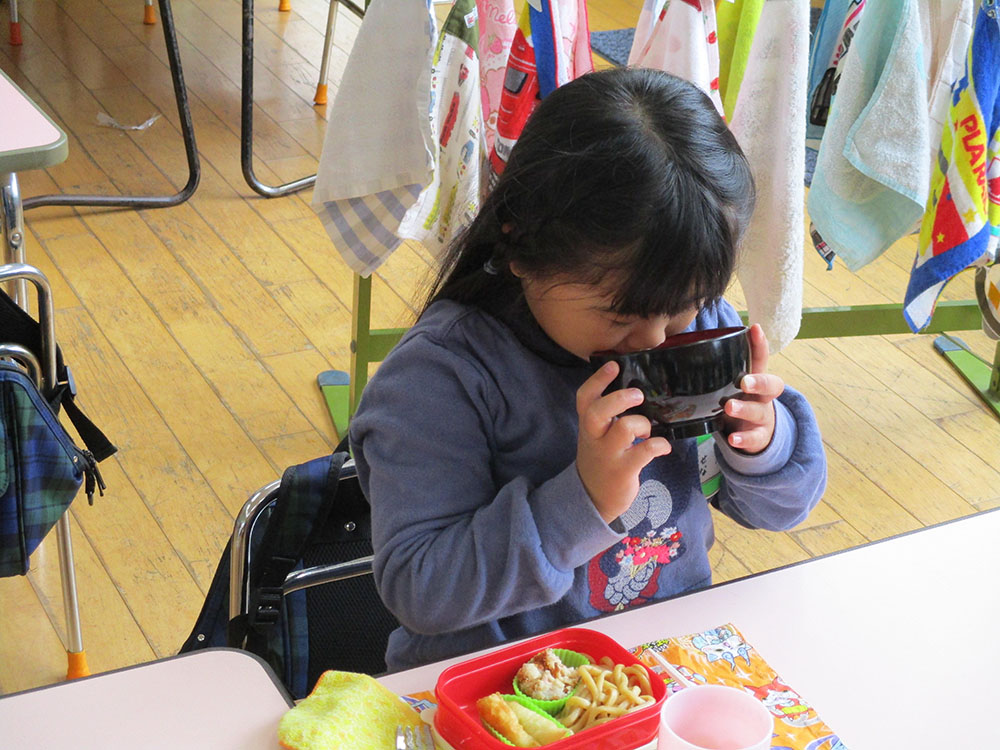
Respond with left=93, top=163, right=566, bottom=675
left=631, top=0, right=665, bottom=60
left=805, top=0, right=867, bottom=150
left=925, top=0, right=977, bottom=175
left=715, top=0, right=763, bottom=123
left=729, top=0, right=810, bottom=352
left=531, top=0, right=593, bottom=97
left=903, top=2, right=1000, bottom=332
left=806, top=0, right=971, bottom=269
left=397, top=0, right=483, bottom=256
left=311, top=0, right=436, bottom=276
left=476, top=0, right=516, bottom=154
left=628, top=0, right=724, bottom=116
left=488, top=2, right=538, bottom=183
left=487, top=0, right=592, bottom=183
left=807, top=0, right=934, bottom=272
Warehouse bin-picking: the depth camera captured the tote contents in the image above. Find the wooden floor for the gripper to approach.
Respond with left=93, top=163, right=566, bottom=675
left=1, top=0, right=998, bottom=695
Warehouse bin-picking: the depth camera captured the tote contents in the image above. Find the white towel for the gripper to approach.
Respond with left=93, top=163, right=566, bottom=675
left=729, top=0, right=809, bottom=353
left=312, top=0, right=437, bottom=276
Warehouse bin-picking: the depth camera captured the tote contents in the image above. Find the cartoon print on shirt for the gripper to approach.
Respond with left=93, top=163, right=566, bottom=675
left=588, top=479, right=686, bottom=612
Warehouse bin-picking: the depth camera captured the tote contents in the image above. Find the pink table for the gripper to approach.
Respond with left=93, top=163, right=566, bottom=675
left=0, top=648, right=293, bottom=749
left=379, top=509, right=1000, bottom=749
left=0, top=68, right=66, bottom=175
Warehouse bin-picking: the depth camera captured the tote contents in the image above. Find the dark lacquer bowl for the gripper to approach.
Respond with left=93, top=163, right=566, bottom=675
left=590, top=326, right=750, bottom=440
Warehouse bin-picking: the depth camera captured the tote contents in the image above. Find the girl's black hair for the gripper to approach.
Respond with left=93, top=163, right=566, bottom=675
left=424, top=67, right=755, bottom=318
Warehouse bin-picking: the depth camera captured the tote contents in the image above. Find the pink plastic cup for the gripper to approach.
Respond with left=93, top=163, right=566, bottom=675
left=657, top=685, right=774, bottom=750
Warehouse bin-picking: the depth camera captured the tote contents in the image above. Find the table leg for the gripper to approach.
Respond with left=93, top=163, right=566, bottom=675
left=22, top=0, right=199, bottom=212
left=9, top=0, right=22, bottom=46
left=313, top=0, right=338, bottom=105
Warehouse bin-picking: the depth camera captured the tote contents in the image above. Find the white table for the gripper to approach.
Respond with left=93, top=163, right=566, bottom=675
left=0, top=648, right=293, bottom=749
left=380, top=508, right=1000, bottom=749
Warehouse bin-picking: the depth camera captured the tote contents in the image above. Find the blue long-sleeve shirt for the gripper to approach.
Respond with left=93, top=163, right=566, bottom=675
left=350, top=297, right=826, bottom=671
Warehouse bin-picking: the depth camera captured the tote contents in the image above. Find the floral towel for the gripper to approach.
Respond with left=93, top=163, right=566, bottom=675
left=632, top=623, right=847, bottom=750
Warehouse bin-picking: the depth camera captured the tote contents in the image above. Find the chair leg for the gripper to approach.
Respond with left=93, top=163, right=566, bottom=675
left=1, top=173, right=28, bottom=305
left=278, top=0, right=291, bottom=10
left=313, top=0, right=338, bottom=106
left=55, top=514, right=89, bottom=679
left=9, top=0, right=22, bottom=45
left=144, top=0, right=156, bottom=25
left=23, top=0, right=199, bottom=212
left=2, top=174, right=89, bottom=680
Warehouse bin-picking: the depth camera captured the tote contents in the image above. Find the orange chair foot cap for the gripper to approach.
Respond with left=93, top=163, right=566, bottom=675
left=143, top=5, right=157, bottom=24
left=278, top=0, right=292, bottom=11
left=10, top=22, right=23, bottom=45
left=67, top=650, right=90, bottom=680
left=313, top=83, right=328, bottom=106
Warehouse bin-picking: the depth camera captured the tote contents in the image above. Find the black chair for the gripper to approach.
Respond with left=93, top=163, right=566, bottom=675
left=182, top=451, right=398, bottom=699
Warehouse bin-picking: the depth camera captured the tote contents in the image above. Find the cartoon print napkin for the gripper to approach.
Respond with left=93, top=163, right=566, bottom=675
left=402, top=622, right=845, bottom=750
left=632, top=623, right=847, bottom=750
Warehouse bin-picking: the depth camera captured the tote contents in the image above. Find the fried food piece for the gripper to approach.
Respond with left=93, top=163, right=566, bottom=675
left=508, top=701, right=572, bottom=744
left=515, top=649, right=579, bottom=701
left=476, top=693, right=539, bottom=747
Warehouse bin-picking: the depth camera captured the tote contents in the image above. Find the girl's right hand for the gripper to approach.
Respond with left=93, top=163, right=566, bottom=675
left=576, top=361, right=672, bottom=524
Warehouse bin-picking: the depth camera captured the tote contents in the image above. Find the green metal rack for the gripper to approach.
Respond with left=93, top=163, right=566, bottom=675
left=318, top=274, right=999, bottom=440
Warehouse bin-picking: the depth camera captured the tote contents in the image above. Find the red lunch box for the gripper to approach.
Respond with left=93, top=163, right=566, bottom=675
left=433, top=627, right=667, bottom=750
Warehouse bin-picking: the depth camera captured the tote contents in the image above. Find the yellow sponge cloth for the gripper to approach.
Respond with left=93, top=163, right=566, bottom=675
left=278, top=670, right=423, bottom=750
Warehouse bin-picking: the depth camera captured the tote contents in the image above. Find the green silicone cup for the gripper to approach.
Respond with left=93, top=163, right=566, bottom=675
left=483, top=695, right=572, bottom=744
left=484, top=723, right=514, bottom=746
left=512, top=648, right=592, bottom=716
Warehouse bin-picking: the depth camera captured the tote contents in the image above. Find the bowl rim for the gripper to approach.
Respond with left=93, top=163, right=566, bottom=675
left=591, top=325, right=748, bottom=361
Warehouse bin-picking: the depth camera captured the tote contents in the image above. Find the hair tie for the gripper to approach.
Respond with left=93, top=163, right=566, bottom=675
left=483, top=257, right=501, bottom=275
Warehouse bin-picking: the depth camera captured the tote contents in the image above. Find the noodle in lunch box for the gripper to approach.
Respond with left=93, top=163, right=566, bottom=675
left=558, top=657, right=655, bottom=732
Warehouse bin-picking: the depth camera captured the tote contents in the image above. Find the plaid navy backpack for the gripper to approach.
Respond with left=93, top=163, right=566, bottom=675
left=0, top=283, right=116, bottom=577
left=180, top=447, right=398, bottom=698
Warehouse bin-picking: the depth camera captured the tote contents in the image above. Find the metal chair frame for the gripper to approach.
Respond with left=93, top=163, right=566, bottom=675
left=227, top=458, right=375, bottom=640
left=0, top=263, right=86, bottom=676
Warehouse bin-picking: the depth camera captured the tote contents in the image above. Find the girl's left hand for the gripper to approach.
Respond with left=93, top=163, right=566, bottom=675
left=723, top=323, right=784, bottom=454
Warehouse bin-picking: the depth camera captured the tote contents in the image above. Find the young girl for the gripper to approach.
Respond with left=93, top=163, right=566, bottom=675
left=350, top=67, right=827, bottom=672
